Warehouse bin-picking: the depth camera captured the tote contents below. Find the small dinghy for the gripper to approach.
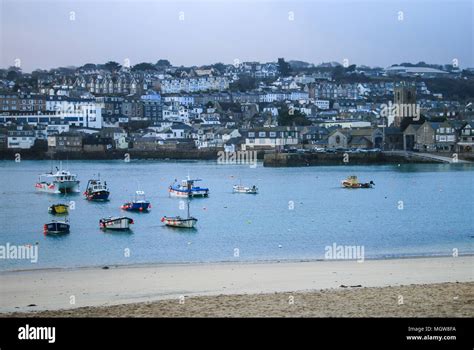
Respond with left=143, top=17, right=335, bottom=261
left=233, top=185, right=258, bottom=194
left=43, top=220, right=70, bottom=235
left=341, top=176, right=375, bottom=189
left=161, top=200, right=197, bottom=229
left=48, top=203, right=69, bottom=215
left=99, top=217, right=134, bottom=230
left=121, top=191, right=151, bottom=212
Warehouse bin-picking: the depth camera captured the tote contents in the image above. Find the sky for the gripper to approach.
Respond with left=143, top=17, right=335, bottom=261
left=0, top=0, right=473, bottom=72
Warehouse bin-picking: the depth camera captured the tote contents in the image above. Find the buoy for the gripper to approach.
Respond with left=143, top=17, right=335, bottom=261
left=278, top=245, right=282, bottom=248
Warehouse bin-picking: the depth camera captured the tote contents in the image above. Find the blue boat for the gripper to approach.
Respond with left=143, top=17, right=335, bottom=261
left=169, top=177, right=209, bottom=198
left=84, top=177, right=110, bottom=201
left=121, top=191, right=151, bottom=212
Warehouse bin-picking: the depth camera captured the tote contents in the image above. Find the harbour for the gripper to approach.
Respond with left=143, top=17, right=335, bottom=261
left=0, top=159, right=472, bottom=271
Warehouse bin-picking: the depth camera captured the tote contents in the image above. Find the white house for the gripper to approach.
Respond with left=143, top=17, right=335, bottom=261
left=315, top=99, right=330, bottom=110
left=7, top=129, right=36, bottom=149
left=242, top=127, right=300, bottom=149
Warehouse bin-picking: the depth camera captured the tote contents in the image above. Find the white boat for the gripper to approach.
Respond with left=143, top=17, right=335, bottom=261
left=161, top=200, right=197, bottom=228
left=169, top=176, right=209, bottom=198
left=99, top=216, right=134, bottom=230
left=233, top=185, right=258, bottom=194
left=161, top=216, right=197, bottom=228
left=35, top=163, right=80, bottom=194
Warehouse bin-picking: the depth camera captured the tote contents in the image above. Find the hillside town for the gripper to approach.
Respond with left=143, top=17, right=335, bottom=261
left=1, top=58, right=474, bottom=159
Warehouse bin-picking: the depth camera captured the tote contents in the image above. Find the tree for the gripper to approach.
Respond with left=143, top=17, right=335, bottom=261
left=156, top=59, right=171, bottom=68
left=210, top=62, right=226, bottom=74
left=346, top=64, right=356, bottom=72
left=229, top=75, right=256, bottom=92
left=103, top=61, right=121, bottom=72
left=332, top=65, right=345, bottom=80
left=132, top=62, right=157, bottom=72
left=80, top=63, right=97, bottom=70
left=278, top=107, right=311, bottom=126
left=6, top=70, right=19, bottom=81
left=277, top=58, right=291, bottom=76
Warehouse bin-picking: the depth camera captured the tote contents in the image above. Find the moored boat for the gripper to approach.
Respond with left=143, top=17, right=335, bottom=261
left=48, top=203, right=69, bottom=215
left=161, top=199, right=197, bottom=228
left=121, top=190, right=151, bottom=212
left=341, top=176, right=375, bottom=189
left=99, top=216, right=134, bottom=230
left=169, top=177, right=209, bottom=198
left=161, top=216, right=197, bottom=228
left=43, top=220, right=70, bottom=235
left=35, top=163, right=80, bottom=194
left=84, top=176, right=110, bottom=201
left=233, top=184, right=258, bottom=194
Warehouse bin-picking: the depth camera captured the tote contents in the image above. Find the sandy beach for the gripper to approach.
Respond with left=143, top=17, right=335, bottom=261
left=1, top=256, right=473, bottom=317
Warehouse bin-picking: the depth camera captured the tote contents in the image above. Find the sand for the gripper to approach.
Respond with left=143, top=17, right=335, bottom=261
left=3, top=282, right=472, bottom=317
left=0, top=256, right=473, bottom=317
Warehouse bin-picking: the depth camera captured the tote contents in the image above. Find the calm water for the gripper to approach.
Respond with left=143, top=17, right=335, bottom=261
left=0, top=160, right=473, bottom=271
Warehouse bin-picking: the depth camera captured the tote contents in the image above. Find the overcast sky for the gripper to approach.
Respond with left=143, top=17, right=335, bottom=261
left=0, top=0, right=472, bottom=72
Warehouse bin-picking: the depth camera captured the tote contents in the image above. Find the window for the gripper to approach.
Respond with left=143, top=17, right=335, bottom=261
left=259, top=132, right=266, bottom=137
left=248, top=132, right=255, bottom=137
left=269, top=132, right=276, bottom=137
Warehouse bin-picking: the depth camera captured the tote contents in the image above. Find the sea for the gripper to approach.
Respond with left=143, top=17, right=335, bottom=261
left=0, top=160, right=473, bottom=271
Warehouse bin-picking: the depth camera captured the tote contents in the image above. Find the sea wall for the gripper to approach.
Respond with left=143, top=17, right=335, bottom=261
left=263, top=152, right=438, bottom=167
left=0, top=149, right=266, bottom=161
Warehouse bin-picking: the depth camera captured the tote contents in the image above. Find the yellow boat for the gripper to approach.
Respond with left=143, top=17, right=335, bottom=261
left=341, top=176, right=374, bottom=189
left=48, top=203, right=69, bottom=215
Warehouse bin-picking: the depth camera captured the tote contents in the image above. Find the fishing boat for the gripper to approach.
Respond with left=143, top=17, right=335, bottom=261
left=35, top=163, right=80, bottom=194
left=169, top=177, right=209, bottom=198
left=84, top=176, right=110, bottom=201
left=341, top=175, right=375, bottom=189
left=233, top=184, right=258, bottom=194
left=48, top=203, right=69, bottom=215
left=161, top=200, right=197, bottom=228
left=43, top=220, right=70, bottom=235
left=121, top=191, right=151, bottom=212
left=99, top=216, right=134, bottom=230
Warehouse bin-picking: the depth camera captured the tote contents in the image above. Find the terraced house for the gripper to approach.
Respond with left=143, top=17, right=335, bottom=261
left=241, top=127, right=300, bottom=150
